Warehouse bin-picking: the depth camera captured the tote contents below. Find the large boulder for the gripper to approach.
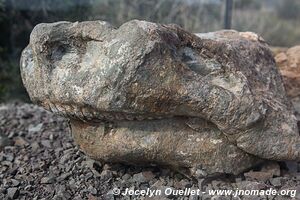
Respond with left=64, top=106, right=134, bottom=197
left=20, top=20, right=300, bottom=176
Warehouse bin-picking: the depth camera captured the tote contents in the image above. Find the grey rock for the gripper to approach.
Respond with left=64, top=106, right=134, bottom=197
left=30, top=141, right=40, bottom=152
left=244, top=171, right=273, bottom=182
left=122, top=174, right=131, bottom=181
left=132, top=171, right=155, bottom=183
left=0, top=133, right=13, bottom=150
left=41, top=175, right=56, bottom=184
left=235, top=181, right=266, bottom=190
left=87, top=186, right=97, bottom=195
left=41, top=140, right=51, bottom=148
left=59, top=153, right=71, bottom=164
left=5, top=154, right=14, bottom=162
left=269, top=177, right=283, bottom=187
left=100, top=170, right=113, bottom=180
left=104, top=190, right=115, bottom=200
left=10, top=179, right=20, bottom=187
left=28, top=123, right=43, bottom=133
left=20, top=20, right=300, bottom=176
left=7, top=187, right=19, bottom=199
left=14, top=137, right=29, bottom=147
left=174, top=179, right=191, bottom=189
left=57, top=172, right=72, bottom=182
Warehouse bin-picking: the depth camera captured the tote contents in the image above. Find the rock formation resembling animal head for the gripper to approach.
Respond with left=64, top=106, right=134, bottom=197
left=20, top=20, right=300, bottom=176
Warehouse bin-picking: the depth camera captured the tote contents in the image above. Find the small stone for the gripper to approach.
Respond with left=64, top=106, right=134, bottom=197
left=174, top=179, right=191, bottom=189
left=82, top=159, right=102, bottom=177
left=236, top=181, right=266, bottom=190
left=100, top=170, right=113, bottom=180
left=87, top=194, right=98, bottom=200
left=235, top=177, right=243, bottom=182
left=132, top=171, right=155, bottom=183
left=85, top=172, right=94, bottom=181
left=49, top=133, right=54, bottom=141
left=24, top=185, right=32, bottom=190
left=104, top=190, right=115, bottom=200
left=150, top=179, right=165, bottom=189
left=59, top=153, right=71, bottom=164
left=244, top=171, right=273, bottom=182
left=2, top=160, right=12, bottom=168
left=30, top=141, right=40, bottom=152
left=102, top=164, right=111, bottom=170
left=5, top=154, right=14, bottom=162
left=57, top=172, right=72, bottom=182
left=122, top=173, right=131, bottom=181
left=14, top=137, right=29, bottom=147
left=87, top=186, right=97, bottom=195
left=41, top=176, right=56, bottom=184
left=41, top=140, right=51, bottom=148
left=0, top=133, right=13, bottom=150
left=10, top=179, right=20, bottom=187
left=269, top=177, right=282, bottom=187
left=28, top=123, right=43, bottom=133
left=7, top=187, right=19, bottom=199
left=211, top=180, right=223, bottom=189
left=194, top=169, right=207, bottom=178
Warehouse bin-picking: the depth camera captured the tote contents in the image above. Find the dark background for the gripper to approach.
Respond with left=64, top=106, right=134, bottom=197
left=0, top=0, right=300, bottom=102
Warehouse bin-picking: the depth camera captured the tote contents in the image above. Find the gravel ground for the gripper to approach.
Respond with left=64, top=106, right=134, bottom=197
left=0, top=103, right=300, bottom=200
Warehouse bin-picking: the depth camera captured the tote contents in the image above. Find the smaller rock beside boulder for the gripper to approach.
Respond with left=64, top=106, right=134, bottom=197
left=275, top=45, right=300, bottom=118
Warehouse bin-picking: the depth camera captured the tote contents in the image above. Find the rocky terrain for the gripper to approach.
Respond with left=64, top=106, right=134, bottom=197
left=0, top=103, right=299, bottom=200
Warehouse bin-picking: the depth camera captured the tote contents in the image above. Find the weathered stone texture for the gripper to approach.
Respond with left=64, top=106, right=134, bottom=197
left=275, top=46, right=300, bottom=119
left=20, top=20, right=300, bottom=176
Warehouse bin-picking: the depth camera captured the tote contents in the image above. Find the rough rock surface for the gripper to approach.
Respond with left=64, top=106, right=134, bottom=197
left=275, top=46, right=300, bottom=119
left=20, top=20, right=300, bottom=176
left=1, top=103, right=300, bottom=200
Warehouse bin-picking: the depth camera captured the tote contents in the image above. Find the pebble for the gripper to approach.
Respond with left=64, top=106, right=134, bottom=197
left=122, top=173, right=131, bottom=181
left=87, top=185, right=97, bottom=195
left=57, top=172, right=72, bottom=182
left=41, top=140, right=51, bottom=148
left=28, top=123, right=43, bottom=133
left=10, top=179, right=20, bottom=187
left=244, top=171, right=273, bottom=182
left=30, top=141, right=40, bottom=152
left=7, top=187, right=19, bottom=199
left=269, top=177, right=282, bottom=187
left=14, top=136, right=29, bottom=147
left=41, top=176, right=56, bottom=184
left=0, top=133, right=13, bottom=150
left=132, top=171, right=155, bottom=183
left=174, top=179, right=191, bottom=189
left=100, top=170, right=113, bottom=180
left=104, top=190, right=115, bottom=200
